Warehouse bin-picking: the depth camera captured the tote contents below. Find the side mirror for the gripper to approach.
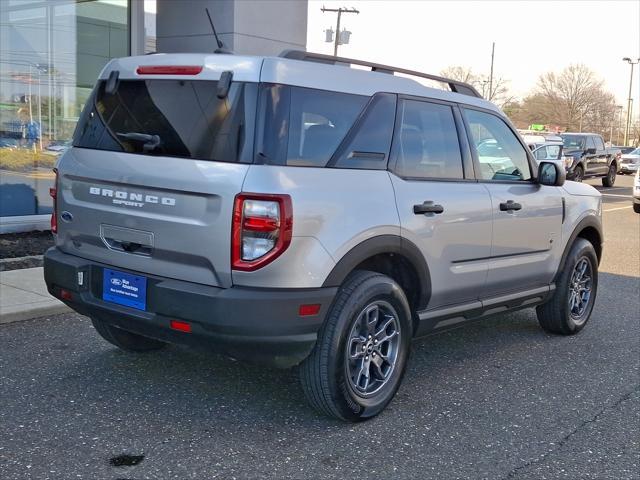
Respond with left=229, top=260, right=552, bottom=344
left=586, top=147, right=597, bottom=155
left=538, top=161, right=565, bottom=186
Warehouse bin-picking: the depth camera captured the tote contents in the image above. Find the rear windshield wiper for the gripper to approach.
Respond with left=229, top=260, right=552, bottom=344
left=116, top=132, right=161, bottom=153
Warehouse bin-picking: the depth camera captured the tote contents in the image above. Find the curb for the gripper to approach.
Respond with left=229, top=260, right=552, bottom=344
left=0, top=303, right=72, bottom=325
left=0, top=266, right=72, bottom=325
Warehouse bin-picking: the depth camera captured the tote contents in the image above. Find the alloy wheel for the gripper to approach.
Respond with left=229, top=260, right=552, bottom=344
left=345, top=301, right=401, bottom=397
left=568, top=256, right=593, bottom=324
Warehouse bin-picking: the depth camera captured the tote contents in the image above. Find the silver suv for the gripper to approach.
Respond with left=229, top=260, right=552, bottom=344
left=44, top=51, right=603, bottom=421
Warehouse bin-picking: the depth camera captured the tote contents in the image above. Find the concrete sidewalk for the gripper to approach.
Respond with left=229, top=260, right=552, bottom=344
left=0, top=267, right=70, bottom=324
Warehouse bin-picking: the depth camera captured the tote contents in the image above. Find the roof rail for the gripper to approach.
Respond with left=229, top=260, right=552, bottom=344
left=280, top=50, right=482, bottom=98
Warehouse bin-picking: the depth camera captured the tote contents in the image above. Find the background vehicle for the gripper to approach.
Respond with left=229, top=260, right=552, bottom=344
left=529, top=137, right=563, bottom=163
left=0, top=137, right=19, bottom=149
left=613, top=146, right=636, bottom=155
left=560, top=133, right=620, bottom=185
left=618, top=147, right=640, bottom=175
left=44, top=51, right=603, bottom=422
left=634, top=169, right=640, bottom=213
left=521, top=132, right=563, bottom=152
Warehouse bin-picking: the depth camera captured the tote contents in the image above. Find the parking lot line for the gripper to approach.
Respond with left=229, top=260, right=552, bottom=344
left=601, top=193, right=630, bottom=198
left=603, top=205, right=633, bottom=212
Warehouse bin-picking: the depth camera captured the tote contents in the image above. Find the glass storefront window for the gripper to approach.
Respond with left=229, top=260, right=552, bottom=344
left=145, top=0, right=157, bottom=54
left=0, top=0, right=129, bottom=218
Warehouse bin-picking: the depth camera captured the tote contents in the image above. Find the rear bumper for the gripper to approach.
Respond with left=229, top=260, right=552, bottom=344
left=43, top=248, right=336, bottom=368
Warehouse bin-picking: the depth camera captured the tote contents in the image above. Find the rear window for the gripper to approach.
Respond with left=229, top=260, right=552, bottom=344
left=73, top=79, right=256, bottom=163
left=561, top=135, right=586, bottom=149
left=257, top=84, right=368, bottom=167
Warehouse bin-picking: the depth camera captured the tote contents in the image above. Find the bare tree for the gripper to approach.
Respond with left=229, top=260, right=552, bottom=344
left=533, top=64, right=616, bottom=134
left=486, top=77, right=515, bottom=108
left=440, top=66, right=514, bottom=107
left=440, top=66, right=477, bottom=85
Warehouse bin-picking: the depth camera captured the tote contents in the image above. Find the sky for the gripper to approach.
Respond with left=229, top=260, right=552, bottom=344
left=307, top=0, right=640, bottom=108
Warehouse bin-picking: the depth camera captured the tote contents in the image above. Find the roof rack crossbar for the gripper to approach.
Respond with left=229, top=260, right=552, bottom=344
left=280, top=50, right=482, bottom=98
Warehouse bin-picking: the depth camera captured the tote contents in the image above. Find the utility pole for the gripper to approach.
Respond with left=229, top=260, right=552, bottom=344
left=480, top=79, right=489, bottom=99
left=321, top=6, right=359, bottom=56
left=622, top=57, right=639, bottom=146
left=488, top=42, right=495, bottom=100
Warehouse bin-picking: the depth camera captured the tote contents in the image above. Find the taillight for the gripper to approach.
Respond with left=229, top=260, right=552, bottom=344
left=50, top=168, right=58, bottom=234
left=232, top=193, right=292, bottom=271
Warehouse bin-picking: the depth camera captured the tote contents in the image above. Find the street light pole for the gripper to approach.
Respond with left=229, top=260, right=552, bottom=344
left=488, top=42, right=495, bottom=100
left=321, top=6, right=359, bottom=56
left=622, top=57, right=639, bottom=146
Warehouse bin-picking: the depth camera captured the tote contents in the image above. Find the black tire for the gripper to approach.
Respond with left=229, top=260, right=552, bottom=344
left=300, top=270, right=412, bottom=422
left=91, top=318, right=167, bottom=352
left=602, top=164, right=616, bottom=187
left=536, top=238, right=598, bottom=335
left=633, top=203, right=640, bottom=214
left=573, top=165, right=584, bottom=182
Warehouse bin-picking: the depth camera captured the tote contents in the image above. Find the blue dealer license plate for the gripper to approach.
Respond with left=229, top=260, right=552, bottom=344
left=102, top=268, right=147, bottom=311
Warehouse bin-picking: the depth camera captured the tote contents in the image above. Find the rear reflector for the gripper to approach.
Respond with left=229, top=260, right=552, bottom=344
left=60, top=289, right=72, bottom=301
left=170, top=320, right=192, bottom=333
left=299, top=304, right=321, bottom=317
left=136, top=65, right=203, bottom=75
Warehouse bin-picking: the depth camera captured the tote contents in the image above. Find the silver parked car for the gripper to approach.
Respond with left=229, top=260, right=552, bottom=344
left=44, top=51, right=603, bottom=421
left=619, top=147, right=640, bottom=175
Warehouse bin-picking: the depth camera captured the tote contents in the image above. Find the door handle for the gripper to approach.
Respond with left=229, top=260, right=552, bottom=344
left=413, top=201, right=444, bottom=215
left=499, top=200, right=522, bottom=211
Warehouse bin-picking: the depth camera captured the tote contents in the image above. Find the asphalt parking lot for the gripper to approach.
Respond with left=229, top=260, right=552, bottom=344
left=1, top=176, right=638, bottom=480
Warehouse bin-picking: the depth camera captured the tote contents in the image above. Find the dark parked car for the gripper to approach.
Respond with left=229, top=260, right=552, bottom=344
left=560, top=133, right=620, bottom=186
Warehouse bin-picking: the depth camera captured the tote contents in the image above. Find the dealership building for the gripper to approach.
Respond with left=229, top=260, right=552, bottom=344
left=0, top=0, right=307, bottom=232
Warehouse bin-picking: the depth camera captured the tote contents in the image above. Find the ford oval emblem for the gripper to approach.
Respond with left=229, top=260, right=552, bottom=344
left=61, top=211, right=74, bottom=222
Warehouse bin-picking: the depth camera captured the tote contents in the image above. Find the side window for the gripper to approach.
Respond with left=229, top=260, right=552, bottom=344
left=534, top=145, right=561, bottom=161
left=586, top=135, right=596, bottom=150
left=332, top=93, right=396, bottom=170
left=464, top=108, right=532, bottom=181
left=256, top=85, right=368, bottom=167
left=534, top=146, right=548, bottom=161
left=594, top=136, right=605, bottom=151
left=391, top=99, right=464, bottom=179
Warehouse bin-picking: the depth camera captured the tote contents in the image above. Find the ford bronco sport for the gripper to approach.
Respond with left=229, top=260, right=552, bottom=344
left=44, top=51, right=603, bottom=422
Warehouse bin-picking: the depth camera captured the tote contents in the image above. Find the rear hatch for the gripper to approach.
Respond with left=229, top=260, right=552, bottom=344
left=55, top=58, right=259, bottom=288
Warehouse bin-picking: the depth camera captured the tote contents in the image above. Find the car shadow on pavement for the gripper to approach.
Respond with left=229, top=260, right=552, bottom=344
left=44, top=272, right=639, bottom=431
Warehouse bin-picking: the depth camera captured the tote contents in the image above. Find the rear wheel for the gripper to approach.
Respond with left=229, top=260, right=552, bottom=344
left=537, top=238, right=598, bottom=335
left=573, top=165, right=584, bottom=182
left=300, top=270, right=412, bottom=422
left=602, top=164, right=616, bottom=187
left=633, top=203, right=640, bottom=214
left=91, top=318, right=167, bottom=352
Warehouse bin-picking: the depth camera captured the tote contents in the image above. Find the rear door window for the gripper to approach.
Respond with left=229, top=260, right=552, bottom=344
left=73, top=79, right=256, bottom=163
left=257, top=85, right=368, bottom=167
left=390, top=99, right=464, bottom=179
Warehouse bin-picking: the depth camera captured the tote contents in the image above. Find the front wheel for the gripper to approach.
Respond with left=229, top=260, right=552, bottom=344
left=602, top=164, right=616, bottom=187
left=633, top=203, right=640, bottom=214
left=573, top=165, right=584, bottom=182
left=299, top=270, right=412, bottom=422
left=536, top=238, right=598, bottom=335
